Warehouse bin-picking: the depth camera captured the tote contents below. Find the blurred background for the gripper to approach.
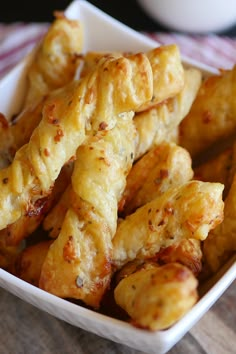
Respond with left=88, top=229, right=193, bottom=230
left=1, top=0, right=164, bottom=30
left=1, top=0, right=236, bottom=35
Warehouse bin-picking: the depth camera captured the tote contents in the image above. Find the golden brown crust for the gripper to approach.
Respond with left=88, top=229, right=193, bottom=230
left=155, top=239, right=203, bottom=276
left=137, top=45, right=185, bottom=112
left=134, top=68, right=202, bottom=159
left=40, top=47, right=186, bottom=240
left=114, top=262, right=198, bottom=330
left=0, top=6, right=233, bottom=333
left=0, top=53, right=153, bottom=231
left=0, top=162, right=73, bottom=247
left=113, top=180, right=224, bottom=269
left=40, top=114, right=136, bottom=307
left=24, top=17, right=84, bottom=107
left=43, top=62, right=188, bottom=239
left=0, top=18, right=84, bottom=168
left=0, top=81, right=85, bottom=230
left=80, top=45, right=185, bottom=114
left=40, top=206, right=113, bottom=308
left=179, top=66, right=236, bottom=158
left=39, top=50, right=168, bottom=307
left=80, top=51, right=124, bottom=78
left=41, top=51, right=187, bottom=240
left=120, top=142, right=193, bottom=215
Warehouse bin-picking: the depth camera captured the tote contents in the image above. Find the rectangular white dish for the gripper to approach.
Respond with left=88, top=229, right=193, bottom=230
left=0, top=1, right=235, bottom=353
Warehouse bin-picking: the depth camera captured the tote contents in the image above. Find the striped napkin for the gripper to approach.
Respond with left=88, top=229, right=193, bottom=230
left=0, top=23, right=48, bottom=79
left=0, top=23, right=236, bottom=80
left=148, top=32, right=236, bottom=70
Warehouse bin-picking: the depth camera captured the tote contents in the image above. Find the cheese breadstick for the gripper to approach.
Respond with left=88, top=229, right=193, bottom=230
left=0, top=16, right=84, bottom=167
left=40, top=114, right=136, bottom=308
left=114, top=262, right=198, bottom=330
left=113, top=180, right=224, bottom=269
left=134, top=68, right=202, bottom=159
left=0, top=53, right=153, bottom=231
left=24, top=15, right=83, bottom=107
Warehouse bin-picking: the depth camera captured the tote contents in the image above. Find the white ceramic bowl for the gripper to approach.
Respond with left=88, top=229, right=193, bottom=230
left=0, top=1, right=235, bottom=354
left=138, top=0, right=236, bottom=33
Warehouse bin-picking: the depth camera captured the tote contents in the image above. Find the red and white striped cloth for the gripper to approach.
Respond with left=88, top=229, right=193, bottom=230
left=148, top=32, right=236, bottom=70
left=0, top=23, right=48, bottom=79
left=0, top=23, right=236, bottom=79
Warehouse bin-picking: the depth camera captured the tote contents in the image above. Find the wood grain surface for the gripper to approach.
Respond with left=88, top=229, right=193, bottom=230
left=0, top=279, right=235, bottom=354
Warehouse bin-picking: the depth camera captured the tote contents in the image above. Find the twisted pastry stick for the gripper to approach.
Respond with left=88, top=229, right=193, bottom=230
left=134, top=67, right=202, bottom=159
left=24, top=14, right=84, bottom=107
left=114, top=262, right=198, bottom=330
left=0, top=17, right=84, bottom=256
left=0, top=16, right=83, bottom=167
left=2, top=162, right=73, bottom=247
left=112, top=180, right=224, bottom=270
left=0, top=45, right=184, bottom=169
left=42, top=47, right=186, bottom=238
left=43, top=142, right=192, bottom=237
left=40, top=47, right=184, bottom=306
left=138, top=45, right=184, bottom=112
left=40, top=114, right=136, bottom=308
left=120, top=142, right=193, bottom=215
left=179, top=65, right=236, bottom=158
left=80, top=44, right=185, bottom=113
left=0, top=53, right=153, bottom=231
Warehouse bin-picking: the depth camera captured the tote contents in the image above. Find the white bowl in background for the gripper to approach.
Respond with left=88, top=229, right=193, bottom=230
left=138, top=0, right=236, bottom=33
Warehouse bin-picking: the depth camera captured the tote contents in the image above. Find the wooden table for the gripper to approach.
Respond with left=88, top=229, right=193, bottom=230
left=0, top=279, right=235, bottom=354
